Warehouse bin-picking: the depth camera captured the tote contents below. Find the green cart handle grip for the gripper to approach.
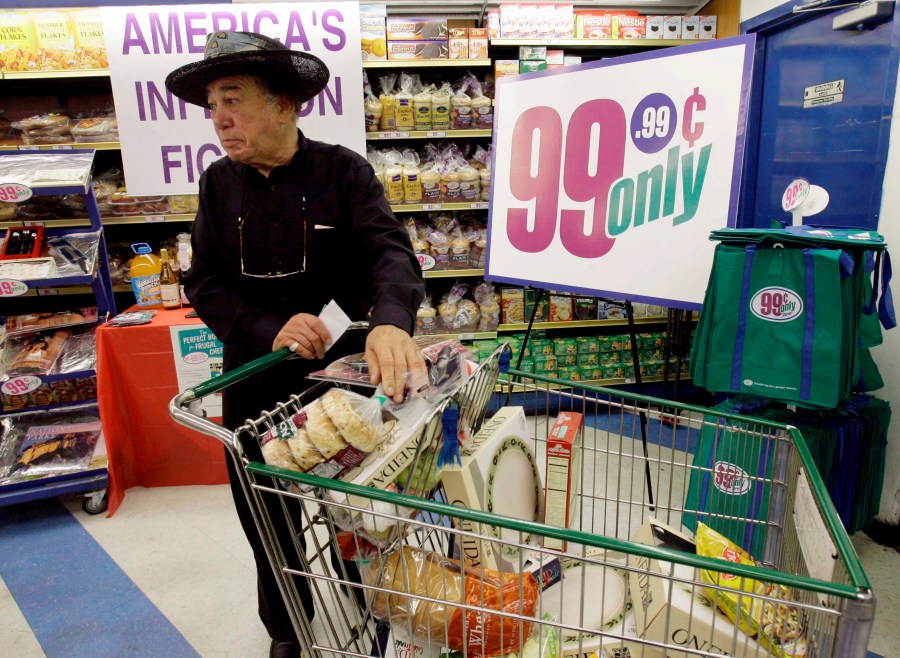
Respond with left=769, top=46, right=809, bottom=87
left=189, top=347, right=293, bottom=400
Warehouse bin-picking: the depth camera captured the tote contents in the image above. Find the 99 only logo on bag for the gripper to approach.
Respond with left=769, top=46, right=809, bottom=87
left=750, top=287, right=803, bottom=322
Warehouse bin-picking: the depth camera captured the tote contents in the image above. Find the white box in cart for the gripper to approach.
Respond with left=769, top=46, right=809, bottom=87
left=664, top=15, right=682, bottom=39
left=543, top=412, right=583, bottom=551
left=442, top=407, right=541, bottom=572
left=681, top=15, right=700, bottom=39
left=700, top=15, right=718, bottom=39
left=646, top=15, right=666, bottom=39
left=627, top=518, right=764, bottom=658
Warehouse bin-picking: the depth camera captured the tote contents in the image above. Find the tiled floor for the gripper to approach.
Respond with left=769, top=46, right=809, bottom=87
left=0, top=484, right=897, bottom=657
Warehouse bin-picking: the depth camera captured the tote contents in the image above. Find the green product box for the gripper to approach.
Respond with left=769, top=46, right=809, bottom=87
left=518, top=45, right=547, bottom=60
left=516, top=358, right=535, bottom=373
left=576, top=336, right=600, bottom=354
left=642, top=360, right=665, bottom=377
left=474, top=338, right=500, bottom=355
left=524, top=289, right=549, bottom=322
left=582, top=365, right=605, bottom=380
left=558, top=353, right=577, bottom=367
left=531, top=338, right=554, bottom=356
left=558, top=365, right=582, bottom=381
left=603, top=363, right=627, bottom=380
left=577, top=352, right=599, bottom=367
left=598, top=335, right=625, bottom=352
left=641, top=347, right=666, bottom=362
left=552, top=337, right=578, bottom=356
left=598, top=350, right=619, bottom=365
left=641, top=333, right=666, bottom=349
left=519, top=60, right=548, bottom=73
left=533, top=354, right=558, bottom=372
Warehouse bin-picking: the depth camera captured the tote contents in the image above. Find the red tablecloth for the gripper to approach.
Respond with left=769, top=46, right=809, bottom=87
left=97, top=307, right=228, bottom=516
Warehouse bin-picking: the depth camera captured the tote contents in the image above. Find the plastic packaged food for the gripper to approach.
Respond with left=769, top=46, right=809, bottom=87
left=431, top=83, right=452, bottom=130
left=395, top=72, right=415, bottom=132
left=379, top=73, right=397, bottom=131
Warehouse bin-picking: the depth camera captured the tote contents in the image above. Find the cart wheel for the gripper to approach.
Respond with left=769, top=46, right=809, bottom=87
left=82, top=492, right=108, bottom=515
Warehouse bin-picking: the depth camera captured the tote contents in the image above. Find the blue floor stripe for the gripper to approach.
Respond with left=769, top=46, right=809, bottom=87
left=0, top=499, right=200, bottom=658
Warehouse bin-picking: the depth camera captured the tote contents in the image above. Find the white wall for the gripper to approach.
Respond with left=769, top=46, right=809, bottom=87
left=740, top=0, right=900, bottom=523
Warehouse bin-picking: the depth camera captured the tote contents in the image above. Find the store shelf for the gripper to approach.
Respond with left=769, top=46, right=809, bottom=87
left=1, top=69, right=109, bottom=80
left=0, top=141, right=120, bottom=152
left=363, top=59, right=491, bottom=69
left=104, top=213, right=194, bottom=225
left=0, top=397, right=97, bottom=418
left=367, top=129, right=492, bottom=140
left=423, top=268, right=484, bottom=278
left=391, top=201, right=488, bottom=212
left=490, top=38, right=686, bottom=49
left=500, top=374, right=688, bottom=391
left=497, top=317, right=668, bottom=332
left=427, top=331, right=498, bottom=340
left=0, top=468, right=108, bottom=507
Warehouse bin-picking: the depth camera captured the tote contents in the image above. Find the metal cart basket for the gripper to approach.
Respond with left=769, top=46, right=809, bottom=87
left=170, top=346, right=874, bottom=658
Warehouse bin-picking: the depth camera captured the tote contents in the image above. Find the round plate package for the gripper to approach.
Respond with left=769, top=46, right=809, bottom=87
left=485, top=435, right=543, bottom=561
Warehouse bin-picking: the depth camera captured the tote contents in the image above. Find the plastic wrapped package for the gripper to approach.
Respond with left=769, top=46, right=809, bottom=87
left=48, top=230, right=102, bottom=277
left=4, top=307, right=98, bottom=338
left=5, top=329, right=70, bottom=376
left=362, top=546, right=539, bottom=657
left=70, top=116, right=118, bottom=142
left=416, top=296, right=438, bottom=335
left=53, top=328, right=97, bottom=373
left=0, top=404, right=102, bottom=484
left=378, top=73, right=397, bottom=131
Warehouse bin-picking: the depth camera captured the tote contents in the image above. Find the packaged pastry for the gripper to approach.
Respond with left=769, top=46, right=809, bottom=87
left=431, top=83, right=452, bottom=130
left=472, top=93, right=493, bottom=128
left=438, top=300, right=457, bottom=330
left=11, top=112, right=70, bottom=132
left=364, top=90, right=383, bottom=133
left=454, top=298, right=479, bottom=329
left=0, top=202, right=17, bottom=220
left=441, top=170, right=461, bottom=203
left=383, top=155, right=405, bottom=205
left=469, top=237, right=487, bottom=268
left=429, top=231, right=451, bottom=270
left=478, top=301, right=500, bottom=331
left=420, top=167, right=441, bottom=202
left=378, top=73, right=397, bottom=131
left=450, top=88, right=473, bottom=129
left=395, top=72, right=415, bottom=132
left=71, top=116, right=117, bottom=142
left=400, top=150, right=422, bottom=204
left=449, top=236, right=470, bottom=269
left=479, top=168, right=491, bottom=201
left=413, top=86, right=433, bottom=131
left=458, top=166, right=480, bottom=202
left=416, top=297, right=437, bottom=335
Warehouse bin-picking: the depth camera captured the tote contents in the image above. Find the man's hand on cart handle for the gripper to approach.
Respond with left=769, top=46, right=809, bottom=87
left=273, top=313, right=332, bottom=360
left=366, top=325, right=427, bottom=403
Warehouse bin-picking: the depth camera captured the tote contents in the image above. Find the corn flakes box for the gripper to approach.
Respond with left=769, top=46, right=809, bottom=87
left=0, top=11, right=37, bottom=72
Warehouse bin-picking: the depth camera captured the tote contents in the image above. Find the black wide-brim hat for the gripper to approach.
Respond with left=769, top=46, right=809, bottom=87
left=165, top=31, right=330, bottom=108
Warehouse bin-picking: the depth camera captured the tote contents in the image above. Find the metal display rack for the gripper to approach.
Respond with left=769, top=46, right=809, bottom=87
left=0, top=149, right=116, bottom=514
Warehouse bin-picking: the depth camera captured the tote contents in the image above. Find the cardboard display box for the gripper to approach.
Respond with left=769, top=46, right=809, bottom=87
left=543, top=411, right=583, bottom=550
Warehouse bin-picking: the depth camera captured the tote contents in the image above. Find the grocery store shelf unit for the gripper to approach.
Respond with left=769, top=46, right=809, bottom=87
left=0, top=141, right=120, bottom=152
left=362, top=59, right=491, bottom=68
left=498, top=317, right=668, bottom=332
left=423, top=268, right=484, bottom=278
left=490, top=38, right=686, bottom=48
left=2, top=213, right=196, bottom=230
left=367, top=129, right=492, bottom=140
left=1, top=68, right=109, bottom=80
left=0, top=468, right=108, bottom=508
left=391, top=201, right=488, bottom=212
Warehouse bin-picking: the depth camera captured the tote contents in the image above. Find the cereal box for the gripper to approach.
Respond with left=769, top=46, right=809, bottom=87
left=537, top=4, right=556, bottom=39
left=500, top=3, right=520, bottom=37
left=501, top=287, right=525, bottom=324
left=646, top=15, right=666, bottom=39
left=519, top=60, right=547, bottom=73
left=563, top=55, right=582, bottom=66
left=543, top=411, right=583, bottom=550
left=494, top=59, right=520, bottom=79
left=386, top=17, right=448, bottom=41
left=530, top=338, right=554, bottom=356
left=449, top=28, right=468, bottom=59
left=664, top=15, right=682, bottom=39
left=615, top=14, right=647, bottom=39
left=554, top=3, right=575, bottom=38
left=557, top=365, right=581, bottom=380
left=576, top=336, right=600, bottom=354
left=0, top=11, right=36, bottom=72
left=387, top=41, right=448, bottom=60
left=681, top=15, right=700, bottom=39
left=486, top=10, right=501, bottom=39
left=573, top=296, right=599, bottom=320
left=524, top=288, right=549, bottom=322
left=546, top=49, right=565, bottom=66
left=469, top=27, right=489, bottom=59
left=533, top=354, right=558, bottom=373
left=552, top=337, right=578, bottom=356
left=549, top=293, right=573, bottom=321
left=518, top=3, right=538, bottom=38
left=519, top=45, right=546, bottom=60
left=577, top=12, right=614, bottom=39
left=577, top=352, right=599, bottom=367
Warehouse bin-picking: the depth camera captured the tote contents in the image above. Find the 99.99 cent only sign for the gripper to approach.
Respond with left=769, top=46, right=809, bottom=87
left=487, top=36, right=755, bottom=310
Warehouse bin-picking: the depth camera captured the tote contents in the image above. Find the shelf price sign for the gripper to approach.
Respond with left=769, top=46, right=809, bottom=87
left=487, top=36, right=755, bottom=310
left=2, top=376, right=42, bottom=397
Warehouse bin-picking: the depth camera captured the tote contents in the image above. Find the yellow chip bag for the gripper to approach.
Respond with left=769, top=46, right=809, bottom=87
left=696, top=522, right=808, bottom=657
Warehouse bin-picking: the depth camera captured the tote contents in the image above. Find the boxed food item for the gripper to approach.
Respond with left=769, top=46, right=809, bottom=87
left=563, top=55, right=582, bottom=66
left=557, top=365, right=581, bottom=380
left=575, top=336, right=599, bottom=354
left=646, top=15, right=665, bottom=39
left=536, top=3, right=556, bottom=39
left=543, top=411, right=583, bottom=550
left=545, top=49, right=565, bottom=66
left=628, top=518, right=766, bottom=658
left=448, top=28, right=468, bottom=59
left=576, top=352, right=599, bottom=367
left=552, top=337, right=577, bottom=357
left=468, top=27, right=489, bottom=59
left=577, top=12, right=614, bottom=39
left=530, top=338, right=554, bottom=356
left=500, top=3, right=520, bottom=37
left=359, top=3, right=387, bottom=61
left=518, top=3, right=538, bottom=38
left=533, top=354, right=558, bottom=373
left=554, top=3, right=575, bottom=38
left=494, top=59, right=520, bottom=79
left=700, top=15, right=718, bottom=39
left=486, top=9, right=500, bottom=38
left=549, top=292, right=572, bottom=321
left=615, top=14, right=647, bottom=39
left=558, top=354, right=577, bottom=367
left=664, top=15, right=682, bottom=39
left=519, top=45, right=546, bottom=60
left=573, top=295, right=598, bottom=320
left=385, top=17, right=447, bottom=41
left=681, top=15, right=700, bottom=39
left=582, top=365, right=604, bottom=380
left=387, top=41, right=448, bottom=60
left=501, top=287, right=525, bottom=324
left=524, top=288, right=549, bottom=322
left=519, top=60, right=547, bottom=73
left=442, top=406, right=539, bottom=571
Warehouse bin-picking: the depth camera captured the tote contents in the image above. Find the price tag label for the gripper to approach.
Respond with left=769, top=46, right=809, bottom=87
left=782, top=178, right=810, bottom=212
left=625, top=377, right=636, bottom=384
left=417, top=253, right=436, bottom=271
left=145, top=215, right=166, bottom=223
left=423, top=203, right=442, bottom=211
left=0, top=279, right=28, bottom=297
left=471, top=202, right=489, bottom=210
left=22, top=220, right=45, bottom=227
left=425, top=131, right=447, bottom=138
left=458, top=333, right=475, bottom=340
left=378, top=132, right=404, bottom=139
left=0, top=182, right=33, bottom=203
left=50, top=144, right=74, bottom=150
left=37, top=288, right=59, bottom=296
left=1, top=375, right=42, bottom=396
left=17, top=145, right=41, bottom=152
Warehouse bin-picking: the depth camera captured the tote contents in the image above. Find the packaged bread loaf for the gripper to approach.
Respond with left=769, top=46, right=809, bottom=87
left=450, top=87, right=473, bottom=129
left=395, top=72, right=415, bottom=132
left=383, top=154, right=405, bottom=205
left=364, top=546, right=539, bottom=658
left=431, top=83, right=452, bottom=130
left=378, top=73, right=397, bottom=131
left=420, top=167, right=441, bottom=202
left=458, top=166, right=480, bottom=202
left=364, top=90, right=383, bottom=132
left=413, top=86, right=433, bottom=131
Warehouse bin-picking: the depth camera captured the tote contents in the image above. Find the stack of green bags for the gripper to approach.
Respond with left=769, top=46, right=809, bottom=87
left=691, top=226, right=894, bottom=409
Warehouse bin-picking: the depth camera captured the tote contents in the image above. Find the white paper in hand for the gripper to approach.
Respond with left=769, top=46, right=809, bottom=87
left=319, top=300, right=352, bottom=352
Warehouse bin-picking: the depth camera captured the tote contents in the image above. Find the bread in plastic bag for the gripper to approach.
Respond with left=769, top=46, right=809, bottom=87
left=696, top=522, right=808, bottom=657
left=320, top=387, right=380, bottom=453
left=363, top=545, right=539, bottom=657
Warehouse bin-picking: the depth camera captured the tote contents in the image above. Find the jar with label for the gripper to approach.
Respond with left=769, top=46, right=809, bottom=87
left=479, top=168, right=491, bottom=201
left=451, top=91, right=473, bottom=130
left=420, top=168, right=441, bottom=203
left=458, top=167, right=480, bottom=202
left=431, top=84, right=451, bottom=130
left=441, top=171, right=462, bottom=203
left=384, top=161, right=404, bottom=205
left=413, top=88, right=433, bottom=131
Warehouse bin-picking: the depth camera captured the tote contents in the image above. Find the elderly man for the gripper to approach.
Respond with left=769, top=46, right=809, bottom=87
left=166, top=31, right=425, bottom=657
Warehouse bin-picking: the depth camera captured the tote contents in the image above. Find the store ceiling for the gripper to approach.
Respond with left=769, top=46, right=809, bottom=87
left=382, top=0, right=710, bottom=18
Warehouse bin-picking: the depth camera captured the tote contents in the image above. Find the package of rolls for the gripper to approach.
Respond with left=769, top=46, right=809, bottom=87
left=258, top=388, right=382, bottom=481
left=363, top=546, right=540, bottom=657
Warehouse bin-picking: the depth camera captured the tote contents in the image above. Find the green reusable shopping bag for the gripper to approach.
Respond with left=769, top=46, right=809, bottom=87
left=699, top=244, right=847, bottom=408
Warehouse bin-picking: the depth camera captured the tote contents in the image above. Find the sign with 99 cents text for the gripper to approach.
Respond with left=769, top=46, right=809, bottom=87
left=487, top=36, right=755, bottom=310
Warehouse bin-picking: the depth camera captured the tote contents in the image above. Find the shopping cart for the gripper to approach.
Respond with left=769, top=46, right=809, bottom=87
left=170, top=346, right=874, bottom=658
